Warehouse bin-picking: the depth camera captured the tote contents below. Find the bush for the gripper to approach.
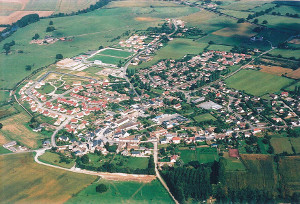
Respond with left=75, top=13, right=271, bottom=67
left=96, top=184, right=108, bottom=193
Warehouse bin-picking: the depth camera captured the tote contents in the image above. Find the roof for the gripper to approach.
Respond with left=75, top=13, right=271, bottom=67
left=229, top=149, right=239, bottom=158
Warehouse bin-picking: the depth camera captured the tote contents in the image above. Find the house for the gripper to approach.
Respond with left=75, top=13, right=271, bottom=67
left=172, top=137, right=181, bottom=144
left=170, top=155, right=179, bottom=163
left=131, top=150, right=142, bottom=157
left=173, top=103, right=182, bottom=110
left=253, top=128, right=261, bottom=134
left=229, top=149, right=239, bottom=158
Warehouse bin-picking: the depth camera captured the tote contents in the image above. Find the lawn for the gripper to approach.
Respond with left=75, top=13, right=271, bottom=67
left=99, top=49, right=133, bottom=58
left=0, top=3, right=198, bottom=97
left=133, top=38, right=208, bottom=69
left=0, top=153, right=96, bottom=204
left=0, top=112, right=46, bottom=149
left=88, top=55, right=124, bottom=65
left=225, top=69, right=293, bottom=96
left=66, top=179, right=173, bottom=204
left=179, top=147, right=219, bottom=164
left=270, top=135, right=293, bottom=154
left=193, top=113, right=216, bottom=122
left=38, top=83, right=55, bottom=95
left=39, top=151, right=75, bottom=169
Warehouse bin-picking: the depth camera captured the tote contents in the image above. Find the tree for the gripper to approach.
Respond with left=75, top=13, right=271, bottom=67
left=0, top=123, right=3, bottom=129
left=262, top=20, right=268, bottom=24
left=32, top=33, right=40, bottom=40
left=96, top=184, right=108, bottom=193
left=25, top=65, right=32, bottom=71
left=49, top=20, right=53, bottom=25
left=253, top=19, right=258, bottom=24
left=99, top=45, right=104, bottom=50
left=46, top=26, right=55, bottom=32
left=81, top=154, right=89, bottom=164
left=237, top=18, right=245, bottom=23
left=56, top=54, right=63, bottom=60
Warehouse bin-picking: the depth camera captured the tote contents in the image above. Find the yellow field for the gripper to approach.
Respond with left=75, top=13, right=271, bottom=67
left=0, top=112, right=44, bottom=148
left=286, top=68, right=300, bottom=79
left=0, top=153, right=96, bottom=204
left=259, top=65, right=293, bottom=76
left=213, top=22, right=256, bottom=38
left=135, top=16, right=160, bottom=22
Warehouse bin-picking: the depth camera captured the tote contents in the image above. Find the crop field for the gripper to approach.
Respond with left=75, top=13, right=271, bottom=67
left=287, top=68, right=300, bottom=79
left=269, top=49, right=300, bottom=59
left=106, top=0, right=180, bottom=8
left=225, top=69, right=293, bottom=96
left=0, top=4, right=198, bottom=97
left=39, top=151, right=75, bottom=169
left=278, top=156, right=300, bottom=195
left=66, top=179, right=173, bottom=204
left=179, top=147, right=219, bottom=164
left=0, top=153, right=96, bottom=204
left=193, top=113, right=216, bottom=122
left=99, top=49, right=133, bottom=58
left=256, top=15, right=300, bottom=32
left=220, top=9, right=254, bottom=18
left=0, top=112, right=46, bottom=148
left=212, top=23, right=256, bottom=38
left=0, top=146, right=11, bottom=154
left=224, top=154, right=277, bottom=191
left=290, top=138, right=300, bottom=154
left=270, top=135, right=293, bottom=154
left=219, top=1, right=268, bottom=11
left=133, top=38, right=208, bottom=69
left=285, top=81, right=300, bottom=91
left=259, top=65, right=293, bottom=76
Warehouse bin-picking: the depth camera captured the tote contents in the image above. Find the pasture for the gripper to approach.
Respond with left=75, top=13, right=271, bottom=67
left=222, top=152, right=246, bottom=171
left=212, top=23, right=256, bottom=38
left=0, top=112, right=46, bottom=148
left=225, top=69, right=293, bottom=96
left=270, top=135, right=294, bottom=154
left=285, top=81, right=300, bottom=91
left=220, top=10, right=254, bottom=18
left=66, top=179, right=173, bottom=204
left=256, top=15, right=300, bottom=32
left=193, top=113, right=216, bottom=123
left=219, top=1, right=268, bottom=11
left=0, top=153, right=96, bottom=204
left=134, top=38, right=208, bottom=69
left=178, top=147, right=219, bottom=164
left=290, top=137, right=300, bottom=154
left=39, top=151, right=75, bottom=169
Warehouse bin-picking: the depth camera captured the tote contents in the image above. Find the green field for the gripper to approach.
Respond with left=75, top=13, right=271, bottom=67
left=39, top=151, right=75, bottom=169
left=66, top=179, right=173, bottom=204
left=133, top=38, right=208, bottom=69
left=0, top=153, right=96, bottom=203
left=100, top=49, right=133, bottom=58
left=221, top=10, right=254, bottom=18
left=285, top=81, right=300, bottom=91
left=225, top=69, right=293, bottom=96
left=272, top=5, right=300, bottom=15
left=257, top=15, right=300, bottom=32
left=219, top=1, right=267, bottom=11
left=25, top=0, right=58, bottom=11
left=38, top=83, right=55, bottom=95
left=0, top=3, right=197, bottom=96
left=250, top=3, right=277, bottom=12
left=207, top=44, right=234, bottom=52
left=291, top=137, right=300, bottom=154
left=270, top=135, right=294, bottom=154
left=193, top=113, right=216, bottom=122
left=179, top=147, right=219, bottom=164
left=88, top=55, right=124, bottom=65
left=0, top=146, right=11, bottom=154
left=222, top=152, right=247, bottom=171
left=269, top=49, right=300, bottom=59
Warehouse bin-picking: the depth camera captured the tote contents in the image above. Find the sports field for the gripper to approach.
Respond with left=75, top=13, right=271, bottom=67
left=99, top=49, right=133, bottom=58
left=88, top=55, right=124, bottom=65
left=0, top=153, right=96, bottom=204
left=193, top=113, right=216, bottom=122
left=225, top=69, right=293, bottom=96
left=66, top=179, right=173, bottom=204
left=179, top=147, right=219, bottom=164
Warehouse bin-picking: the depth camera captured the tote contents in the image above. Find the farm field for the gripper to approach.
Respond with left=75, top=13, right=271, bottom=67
left=270, top=135, right=293, bottom=154
left=66, top=179, right=173, bottom=204
left=0, top=3, right=198, bottom=96
left=290, top=137, right=300, bottom=154
left=225, top=69, right=293, bottom=96
left=133, top=38, right=208, bottom=69
left=0, top=104, right=18, bottom=119
left=212, top=23, right=256, bottom=38
left=220, top=9, right=254, bottom=18
left=256, top=15, right=300, bottom=32
left=0, top=112, right=46, bottom=148
left=193, top=113, right=216, bottom=123
left=272, top=5, right=300, bottom=16
left=0, top=153, right=96, bottom=204
left=285, top=81, right=300, bottom=91
left=219, top=1, right=268, bottom=11
left=278, top=156, right=300, bottom=195
left=99, top=49, right=133, bottom=58
left=39, top=151, right=75, bottom=169
left=224, top=154, right=277, bottom=191
left=0, top=146, right=11, bottom=154
left=259, top=65, right=293, bottom=76
left=178, top=147, right=219, bottom=164
left=269, top=49, right=300, bottom=59
left=250, top=3, right=277, bottom=12
left=207, top=44, right=233, bottom=52
left=222, top=152, right=246, bottom=171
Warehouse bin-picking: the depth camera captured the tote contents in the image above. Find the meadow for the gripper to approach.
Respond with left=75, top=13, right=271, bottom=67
left=269, top=48, right=300, bottom=59
left=66, top=179, right=173, bottom=204
left=0, top=153, right=96, bottom=204
left=219, top=1, right=268, bottom=11
left=178, top=147, right=219, bottom=164
left=220, top=10, right=254, bottom=18
left=225, top=69, right=293, bottom=96
left=207, top=44, right=233, bottom=52
left=133, top=38, right=208, bottom=69
left=0, top=2, right=197, bottom=95
left=100, top=49, right=133, bottom=58
left=39, top=151, right=75, bottom=169
left=256, top=15, right=300, bottom=32
left=270, top=135, right=294, bottom=154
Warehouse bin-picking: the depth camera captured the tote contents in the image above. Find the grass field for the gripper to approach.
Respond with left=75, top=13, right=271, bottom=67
left=221, top=9, right=254, bottom=18
left=39, top=151, right=75, bottom=169
left=250, top=3, right=277, bottom=12
left=270, top=135, right=293, bottom=154
left=219, top=1, right=268, bottom=11
left=224, top=154, right=277, bottom=191
left=99, top=49, right=133, bottom=58
left=0, top=4, right=197, bottom=96
left=222, top=152, right=246, bottom=171
left=212, top=23, right=256, bottom=38
left=278, top=156, right=300, bottom=195
left=0, top=153, right=96, bottom=204
left=133, top=38, right=208, bottom=69
left=0, top=146, right=11, bottom=154
left=285, top=81, right=300, bottom=91
left=38, top=83, right=55, bottom=95
left=88, top=55, right=124, bottom=65
left=225, top=69, right=293, bottom=96
left=179, top=147, right=219, bottom=164
left=291, top=138, right=300, bottom=154
left=193, top=113, right=216, bottom=122
left=207, top=44, right=233, bottom=52
left=0, top=104, right=18, bottom=118
left=0, top=112, right=46, bottom=148
left=256, top=15, right=300, bottom=32
left=66, top=179, right=173, bottom=204
left=269, top=49, right=300, bottom=59
left=272, top=5, right=300, bottom=15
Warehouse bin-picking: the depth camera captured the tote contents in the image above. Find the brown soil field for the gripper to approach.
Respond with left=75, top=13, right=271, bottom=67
left=135, top=17, right=160, bottom=22
left=0, top=27, right=6, bottom=31
left=241, top=154, right=270, bottom=160
left=0, top=10, right=53, bottom=24
left=0, top=133, right=9, bottom=145
left=213, top=23, right=256, bottom=37
left=99, top=172, right=156, bottom=183
left=259, top=65, right=293, bottom=76
left=286, top=68, right=300, bottom=79
left=289, top=39, right=300, bottom=44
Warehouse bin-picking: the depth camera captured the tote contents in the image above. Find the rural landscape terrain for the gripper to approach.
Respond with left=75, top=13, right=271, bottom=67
left=0, top=0, right=300, bottom=203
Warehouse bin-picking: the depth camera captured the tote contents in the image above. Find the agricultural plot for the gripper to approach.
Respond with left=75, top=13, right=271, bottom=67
left=0, top=104, right=18, bottom=119
left=256, top=15, right=300, bottom=32
left=285, top=81, right=300, bottom=91
left=222, top=152, right=246, bottom=171
left=207, top=44, right=233, bottom=52
left=290, top=138, right=300, bottom=154
left=259, top=65, right=293, bottom=76
left=193, top=113, right=216, bottom=123
left=269, top=49, right=300, bottom=59
left=272, top=5, right=300, bottom=16
left=134, top=38, right=208, bottom=69
left=212, top=23, right=256, bottom=38
left=224, top=154, right=277, bottom=191
left=278, top=156, right=300, bottom=195
left=220, top=10, right=254, bottom=18
left=0, top=153, right=96, bottom=204
left=66, top=179, right=173, bottom=204
left=179, top=147, right=219, bottom=164
left=219, top=1, right=268, bottom=11
left=0, top=112, right=46, bottom=148
left=225, top=69, right=293, bottom=96
left=39, top=151, right=75, bottom=169
left=250, top=3, right=277, bottom=12
left=270, top=135, right=293, bottom=154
